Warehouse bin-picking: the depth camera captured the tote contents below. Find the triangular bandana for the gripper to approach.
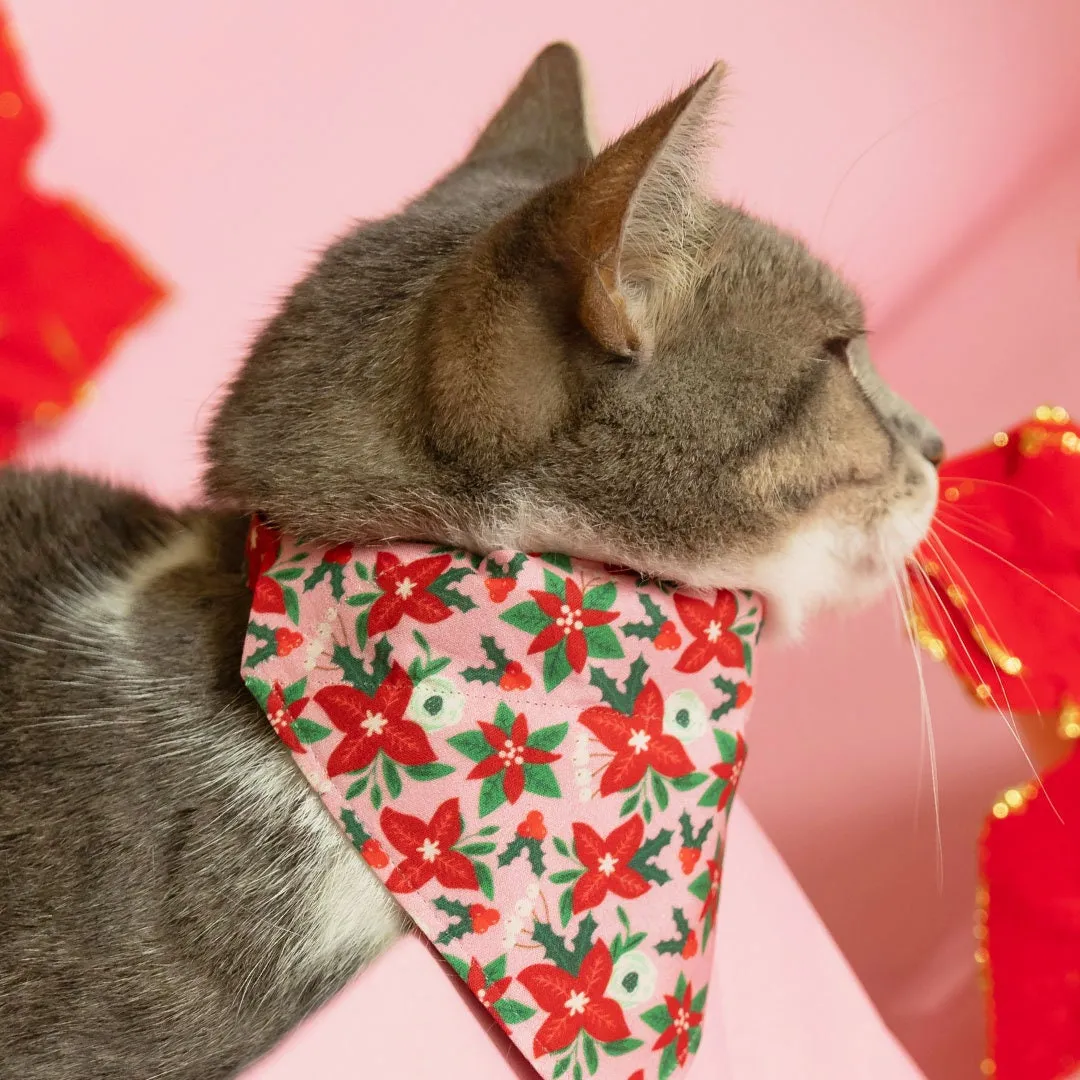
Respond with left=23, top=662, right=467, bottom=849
left=242, top=520, right=762, bottom=1080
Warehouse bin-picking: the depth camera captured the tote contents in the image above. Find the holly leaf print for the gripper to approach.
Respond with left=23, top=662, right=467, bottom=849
left=433, top=896, right=474, bottom=946
left=303, top=560, right=346, bottom=600
left=588, top=655, right=647, bottom=713
left=333, top=637, right=391, bottom=696
left=679, top=811, right=714, bottom=851
left=428, top=565, right=477, bottom=614
left=628, top=827, right=673, bottom=886
left=621, top=592, right=666, bottom=641
left=340, top=809, right=370, bottom=849
left=530, top=911, right=598, bottom=978
left=497, top=835, right=546, bottom=876
left=710, top=673, right=739, bottom=721
left=244, top=623, right=278, bottom=669
left=655, top=908, right=692, bottom=955
left=461, top=635, right=511, bottom=684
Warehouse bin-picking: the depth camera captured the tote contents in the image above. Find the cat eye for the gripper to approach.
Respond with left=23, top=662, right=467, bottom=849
left=822, top=337, right=850, bottom=362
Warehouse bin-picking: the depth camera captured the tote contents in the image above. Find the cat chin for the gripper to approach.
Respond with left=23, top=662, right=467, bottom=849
left=736, top=462, right=940, bottom=641
left=480, top=460, right=938, bottom=643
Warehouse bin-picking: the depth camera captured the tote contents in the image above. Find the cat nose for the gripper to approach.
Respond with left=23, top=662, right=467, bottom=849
left=922, top=434, right=945, bottom=467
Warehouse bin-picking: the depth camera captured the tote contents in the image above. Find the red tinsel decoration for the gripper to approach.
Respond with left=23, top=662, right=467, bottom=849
left=907, top=407, right=1080, bottom=1080
left=0, top=9, right=166, bottom=459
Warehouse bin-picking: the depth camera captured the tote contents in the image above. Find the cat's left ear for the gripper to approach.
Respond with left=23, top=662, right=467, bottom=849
left=461, top=43, right=594, bottom=177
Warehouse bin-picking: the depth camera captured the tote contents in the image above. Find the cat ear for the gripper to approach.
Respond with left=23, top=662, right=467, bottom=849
left=463, top=43, right=594, bottom=176
left=552, top=65, right=724, bottom=359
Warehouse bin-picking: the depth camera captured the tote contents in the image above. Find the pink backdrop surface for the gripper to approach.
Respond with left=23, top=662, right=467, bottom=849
left=9, top=1, right=1080, bottom=1077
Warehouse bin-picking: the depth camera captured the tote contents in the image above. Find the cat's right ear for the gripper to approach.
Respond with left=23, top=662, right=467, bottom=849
left=547, top=66, right=724, bottom=360
left=462, top=43, right=594, bottom=176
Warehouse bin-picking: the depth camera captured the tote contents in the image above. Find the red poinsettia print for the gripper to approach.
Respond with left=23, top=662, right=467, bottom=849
left=579, top=680, right=695, bottom=795
left=571, top=817, right=650, bottom=913
left=652, top=981, right=704, bottom=1067
left=468, top=957, right=512, bottom=1035
left=246, top=519, right=282, bottom=587
left=247, top=521, right=291, bottom=614
left=368, top=551, right=454, bottom=636
left=711, top=731, right=747, bottom=811
left=316, top=662, right=436, bottom=776
left=467, top=712, right=561, bottom=805
left=518, top=940, right=631, bottom=1056
left=381, top=797, right=478, bottom=893
left=251, top=575, right=286, bottom=615
left=526, top=576, right=619, bottom=673
left=673, top=591, right=743, bottom=673
left=266, top=681, right=308, bottom=755
left=699, top=857, right=721, bottom=924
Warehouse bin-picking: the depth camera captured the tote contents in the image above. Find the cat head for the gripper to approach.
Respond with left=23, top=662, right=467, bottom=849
left=204, top=44, right=941, bottom=636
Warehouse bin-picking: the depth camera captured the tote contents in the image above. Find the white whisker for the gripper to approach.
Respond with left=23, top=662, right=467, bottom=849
left=914, top=536, right=1062, bottom=823
left=935, top=520, right=1080, bottom=618
left=892, top=568, right=943, bottom=888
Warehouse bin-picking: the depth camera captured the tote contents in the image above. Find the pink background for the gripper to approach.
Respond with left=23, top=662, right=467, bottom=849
left=9, top=1, right=1080, bottom=1076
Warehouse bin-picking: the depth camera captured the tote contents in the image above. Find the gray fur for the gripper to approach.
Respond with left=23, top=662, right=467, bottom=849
left=0, top=43, right=939, bottom=1078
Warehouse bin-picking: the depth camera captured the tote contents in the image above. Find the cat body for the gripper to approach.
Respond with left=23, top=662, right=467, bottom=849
left=0, top=45, right=940, bottom=1078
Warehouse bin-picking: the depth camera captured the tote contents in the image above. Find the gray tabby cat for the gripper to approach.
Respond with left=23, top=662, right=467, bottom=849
left=0, top=45, right=941, bottom=1079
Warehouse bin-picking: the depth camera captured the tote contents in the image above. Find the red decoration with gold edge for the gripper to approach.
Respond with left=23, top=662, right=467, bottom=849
left=0, top=8, right=166, bottom=459
left=907, top=407, right=1080, bottom=720
left=906, top=406, right=1080, bottom=1080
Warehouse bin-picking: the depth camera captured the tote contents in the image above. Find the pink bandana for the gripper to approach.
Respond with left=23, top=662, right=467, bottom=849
left=242, top=520, right=761, bottom=1080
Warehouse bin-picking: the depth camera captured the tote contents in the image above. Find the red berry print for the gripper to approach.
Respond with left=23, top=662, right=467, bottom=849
left=499, top=660, right=532, bottom=691
left=469, top=904, right=501, bottom=933
left=682, top=929, right=698, bottom=958
left=735, top=682, right=753, bottom=708
left=654, top=620, right=682, bottom=651
left=517, top=809, right=547, bottom=841
left=324, top=542, right=353, bottom=565
left=484, top=576, right=516, bottom=603
left=274, top=628, right=303, bottom=656
left=679, top=846, right=700, bottom=875
left=361, top=838, right=389, bottom=869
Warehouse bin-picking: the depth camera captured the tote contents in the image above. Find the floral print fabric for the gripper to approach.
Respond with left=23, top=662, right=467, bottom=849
left=243, top=523, right=761, bottom=1080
